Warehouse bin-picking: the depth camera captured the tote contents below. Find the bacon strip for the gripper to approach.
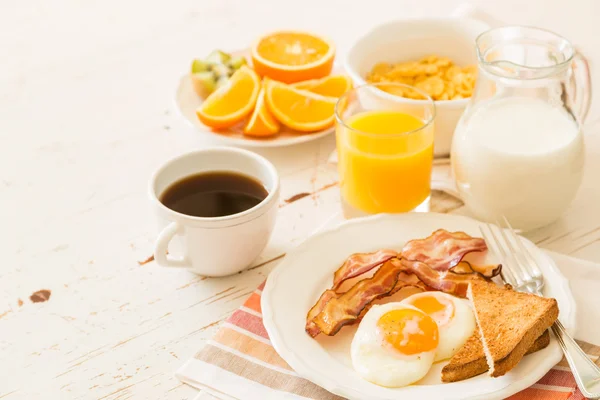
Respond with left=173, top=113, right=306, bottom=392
left=449, top=261, right=475, bottom=274
left=401, top=229, right=487, bottom=271
left=393, top=258, right=483, bottom=298
left=305, top=230, right=499, bottom=338
left=305, top=290, right=336, bottom=337
left=305, top=249, right=397, bottom=336
left=449, top=261, right=502, bottom=278
left=354, top=274, right=427, bottom=322
left=310, top=261, right=406, bottom=336
left=306, top=258, right=493, bottom=337
left=305, top=271, right=426, bottom=337
left=390, top=272, right=428, bottom=295
left=332, top=249, right=397, bottom=290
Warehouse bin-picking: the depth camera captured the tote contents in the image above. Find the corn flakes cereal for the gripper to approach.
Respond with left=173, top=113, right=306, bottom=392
left=390, top=62, right=421, bottom=78
left=370, top=63, right=392, bottom=77
left=366, top=55, right=477, bottom=101
left=434, top=57, right=452, bottom=68
left=445, top=65, right=462, bottom=80
left=416, top=76, right=445, bottom=98
left=413, top=74, right=428, bottom=84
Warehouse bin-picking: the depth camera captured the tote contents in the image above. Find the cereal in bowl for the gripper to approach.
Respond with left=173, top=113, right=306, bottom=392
left=366, top=55, right=477, bottom=100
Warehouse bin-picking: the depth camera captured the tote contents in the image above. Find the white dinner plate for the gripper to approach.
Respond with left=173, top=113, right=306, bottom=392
left=262, top=212, right=576, bottom=400
left=174, top=49, right=336, bottom=148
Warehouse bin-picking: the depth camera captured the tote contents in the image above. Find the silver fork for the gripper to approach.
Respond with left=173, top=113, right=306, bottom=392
left=480, top=216, right=600, bottom=399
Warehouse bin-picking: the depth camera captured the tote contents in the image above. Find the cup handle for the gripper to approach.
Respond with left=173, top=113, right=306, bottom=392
left=572, top=51, right=593, bottom=123
left=154, top=222, right=189, bottom=268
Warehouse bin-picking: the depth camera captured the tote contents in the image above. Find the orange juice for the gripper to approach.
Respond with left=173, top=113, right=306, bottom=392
left=336, top=110, right=434, bottom=215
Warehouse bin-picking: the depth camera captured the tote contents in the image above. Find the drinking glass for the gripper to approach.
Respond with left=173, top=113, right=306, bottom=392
left=335, top=83, right=436, bottom=218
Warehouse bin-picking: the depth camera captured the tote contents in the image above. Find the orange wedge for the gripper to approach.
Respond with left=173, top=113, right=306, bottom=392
left=244, top=89, right=280, bottom=137
left=264, top=78, right=337, bottom=132
left=251, top=31, right=335, bottom=83
left=196, top=65, right=260, bottom=129
left=292, top=75, right=353, bottom=97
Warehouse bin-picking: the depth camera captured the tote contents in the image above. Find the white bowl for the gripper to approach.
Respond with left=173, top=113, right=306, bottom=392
left=345, top=18, right=490, bottom=157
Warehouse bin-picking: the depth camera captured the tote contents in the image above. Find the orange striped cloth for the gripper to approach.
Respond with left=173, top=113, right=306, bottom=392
left=177, top=278, right=600, bottom=400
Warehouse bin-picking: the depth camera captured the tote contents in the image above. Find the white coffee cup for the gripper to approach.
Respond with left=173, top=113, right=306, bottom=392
left=148, top=147, right=279, bottom=276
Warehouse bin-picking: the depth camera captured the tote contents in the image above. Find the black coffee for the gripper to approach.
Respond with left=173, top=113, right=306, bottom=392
left=160, top=171, right=268, bottom=218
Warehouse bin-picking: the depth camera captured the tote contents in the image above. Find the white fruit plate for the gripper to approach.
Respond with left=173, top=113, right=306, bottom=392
left=262, top=212, right=576, bottom=400
left=174, top=49, right=338, bottom=148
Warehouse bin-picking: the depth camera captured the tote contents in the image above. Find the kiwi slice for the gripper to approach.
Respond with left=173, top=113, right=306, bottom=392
left=191, top=59, right=210, bottom=73
left=190, top=50, right=240, bottom=96
left=228, top=56, right=247, bottom=70
left=216, top=76, right=230, bottom=89
left=206, top=50, right=231, bottom=65
left=193, top=71, right=218, bottom=94
left=211, top=64, right=232, bottom=78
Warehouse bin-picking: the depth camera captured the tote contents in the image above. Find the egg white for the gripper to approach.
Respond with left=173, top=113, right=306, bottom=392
left=350, top=303, right=437, bottom=388
left=401, top=292, right=476, bottom=361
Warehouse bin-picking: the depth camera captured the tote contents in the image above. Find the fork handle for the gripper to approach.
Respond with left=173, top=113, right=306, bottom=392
left=552, top=320, right=600, bottom=398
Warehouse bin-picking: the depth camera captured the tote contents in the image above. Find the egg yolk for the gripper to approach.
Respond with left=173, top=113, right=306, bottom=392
left=376, top=308, right=439, bottom=355
left=409, top=295, right=455, bottom=326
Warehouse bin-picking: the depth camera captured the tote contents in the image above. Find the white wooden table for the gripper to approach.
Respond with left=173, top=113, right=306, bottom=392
left=2, top=0, right=600, bottom=398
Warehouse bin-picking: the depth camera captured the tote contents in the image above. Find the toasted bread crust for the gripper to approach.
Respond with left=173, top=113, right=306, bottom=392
left=467, top=281, right=559, bottom=378
left=441, top=330, right=550, bottom=382
left=490, top=319, right=555, bottom=377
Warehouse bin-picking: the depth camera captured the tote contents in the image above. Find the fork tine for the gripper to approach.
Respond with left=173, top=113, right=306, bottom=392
left=495, top=218, right=533, bottom=284
left=478, top=222, right=598, bottom=398
left=488, top=222, right=526, bottom=288
left=502, top=216, right=544, bottom=281
left=479, top=224, right=519, bottom=287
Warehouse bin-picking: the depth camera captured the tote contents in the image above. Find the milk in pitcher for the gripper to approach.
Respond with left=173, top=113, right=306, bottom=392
left=452, top=96, right=584, bottom=231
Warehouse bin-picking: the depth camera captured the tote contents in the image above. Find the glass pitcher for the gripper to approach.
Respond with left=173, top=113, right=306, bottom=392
left=451, top=26, right=592, bottom=231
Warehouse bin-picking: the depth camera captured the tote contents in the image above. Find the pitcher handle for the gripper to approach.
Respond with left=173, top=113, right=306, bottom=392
left=572, top=51, right=593, bottom=123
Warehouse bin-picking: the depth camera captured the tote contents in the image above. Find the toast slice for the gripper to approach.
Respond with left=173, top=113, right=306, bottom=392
left=467, top=280, right=558, bottom=377
left=441, top=329, right=550, bottom=382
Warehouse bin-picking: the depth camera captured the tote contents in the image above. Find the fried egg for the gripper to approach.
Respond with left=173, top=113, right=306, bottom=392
left=351, top=303, right=439, bottom=387
left=401, top=291, right=475, bottom=361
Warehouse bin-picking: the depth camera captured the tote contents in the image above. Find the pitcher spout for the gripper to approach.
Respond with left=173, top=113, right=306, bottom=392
left=476, top=26, right=575, bottom=80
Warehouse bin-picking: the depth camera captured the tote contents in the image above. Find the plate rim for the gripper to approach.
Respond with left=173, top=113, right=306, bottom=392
left=262, top=212, right=576, bottom=400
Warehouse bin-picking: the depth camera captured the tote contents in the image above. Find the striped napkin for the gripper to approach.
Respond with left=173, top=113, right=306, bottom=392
left=176, top=251, right=600, bottom=400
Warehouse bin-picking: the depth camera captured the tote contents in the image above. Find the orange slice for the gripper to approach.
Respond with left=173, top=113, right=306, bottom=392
left=196, top=65, right=260, bottom=129
left=244, top=89, right=280, bottom=137
left=264, top=78, right=337, bottom=132
left=292, top=75, right=353, bottom=97
left=251, top=31, right=335, bottom=83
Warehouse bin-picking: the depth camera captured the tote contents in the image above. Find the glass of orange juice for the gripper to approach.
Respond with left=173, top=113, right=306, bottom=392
left=335, top=83, right=436, bottom=218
